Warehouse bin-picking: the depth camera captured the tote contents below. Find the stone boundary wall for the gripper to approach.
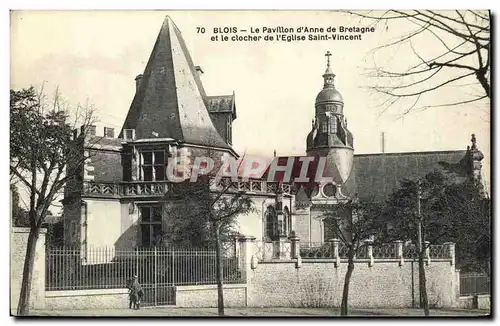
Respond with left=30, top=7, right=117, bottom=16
left=457, top=294, right=490, bottom=310
left=245, top=259, right=458, bottom=308
left=10, top=228, right=46, bottom=315
left=45, top=289, right=129, bottom=310
left=175, top=284, right=247, bottom=308
left=10, top=230, right=461, bottom=312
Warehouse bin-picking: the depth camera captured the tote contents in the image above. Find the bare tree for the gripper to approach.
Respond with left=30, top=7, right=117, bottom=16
left=162, top=132, right=253, bottom=316
left=321, top=199, right=382, bottom=316
left=345, top=10, right=490, bottom=115
left=10, top=86, right=99, bottom=315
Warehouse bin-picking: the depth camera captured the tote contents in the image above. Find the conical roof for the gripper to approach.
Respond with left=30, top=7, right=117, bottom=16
left=119, top=16, right=230, bottom=149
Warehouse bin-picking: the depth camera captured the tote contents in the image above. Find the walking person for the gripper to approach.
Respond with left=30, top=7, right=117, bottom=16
left=127, top=275, right=144, bottom=310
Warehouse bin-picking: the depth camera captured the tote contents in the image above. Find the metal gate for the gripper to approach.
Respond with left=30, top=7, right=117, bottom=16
left=135, top=248, right=242, bottom=307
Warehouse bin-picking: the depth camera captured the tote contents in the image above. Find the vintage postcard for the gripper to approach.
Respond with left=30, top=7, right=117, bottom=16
left=9, top=10, right=490, bottom=317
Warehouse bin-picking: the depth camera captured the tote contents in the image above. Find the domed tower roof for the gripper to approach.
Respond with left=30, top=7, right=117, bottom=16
left=315, top=51, right=343, bottom=106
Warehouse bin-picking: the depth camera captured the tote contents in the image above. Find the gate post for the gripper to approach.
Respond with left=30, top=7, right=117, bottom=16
left=238, top=236, right=256, bottom=276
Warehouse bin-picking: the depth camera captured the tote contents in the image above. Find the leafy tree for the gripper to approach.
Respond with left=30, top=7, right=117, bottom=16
left=10, top=86, right=97, bottom=315
left=321, top=199, right=382, bottom=316
left=377, top=170, right=490, bottom=315
left=162, top=175, right=253, bottom=316
left=346, top=10, right=490, bottom=115
left=10, top=184, right=30, bottom=227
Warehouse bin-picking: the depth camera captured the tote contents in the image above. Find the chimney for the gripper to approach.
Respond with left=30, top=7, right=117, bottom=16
left=195, top=66, right=204, bottom=77
left=81, top=124, right=96, bottom=136
left=381, top=132, right=386, bottom=153
left=104, top=127, right=115, bottom=138
left=135, top=74, right=143, bottom=92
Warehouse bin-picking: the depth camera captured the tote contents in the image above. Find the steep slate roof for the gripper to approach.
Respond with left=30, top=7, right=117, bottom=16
left=259, top=150, right=469, bottom=202
left=350, top=150, right=468, bottom=201
left=207, top=95, right=236, bottom=119
left=119, top=16, right=230, bottom=149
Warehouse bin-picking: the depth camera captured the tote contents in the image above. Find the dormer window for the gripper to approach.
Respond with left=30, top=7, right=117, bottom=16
left=139, top=150, right=166, bottom=181
left=124, top=129, right=136, bottom=141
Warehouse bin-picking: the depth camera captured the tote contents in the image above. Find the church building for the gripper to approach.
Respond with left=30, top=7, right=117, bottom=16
left=61, top=16, right=485, bottom=253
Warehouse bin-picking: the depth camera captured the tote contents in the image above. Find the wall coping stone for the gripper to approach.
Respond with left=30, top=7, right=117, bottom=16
left=258, top=259, right=298, bottom=264
left=46, top=288, right=128, bottom=297
left=12, top=227, right=47, bottom=234
left=175, top=284, right=247, bottom=292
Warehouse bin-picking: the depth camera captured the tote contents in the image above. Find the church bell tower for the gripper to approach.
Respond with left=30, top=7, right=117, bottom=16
left=306, top=51, right=354, bottom=198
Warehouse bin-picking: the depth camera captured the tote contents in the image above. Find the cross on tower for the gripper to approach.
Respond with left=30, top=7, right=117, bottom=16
left=325, top=51, right=332, bottom=67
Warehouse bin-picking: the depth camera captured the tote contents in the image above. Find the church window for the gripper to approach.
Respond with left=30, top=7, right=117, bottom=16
left=140, top=150, right=166, bottom=181
left=264, top=206, right=278, bottom=241
left=139, top=205, right=162, bottom=247
left=283, top=207, right=291, bottom=236
left=329, top=116, right=337, bottom=134
left=321, top=120, right=328, bottom=133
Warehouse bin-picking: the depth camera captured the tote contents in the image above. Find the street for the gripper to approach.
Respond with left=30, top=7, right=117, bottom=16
left=29, top=307, right=490, bottom=317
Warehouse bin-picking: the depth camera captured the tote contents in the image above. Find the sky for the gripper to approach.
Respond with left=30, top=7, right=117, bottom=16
left=10, top=10, right=491, bottom=196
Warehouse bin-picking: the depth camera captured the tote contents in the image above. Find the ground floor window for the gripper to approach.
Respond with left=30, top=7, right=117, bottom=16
left=265, top=206, right=279, bottom=241
left=139, top=204, right=163, bottom=247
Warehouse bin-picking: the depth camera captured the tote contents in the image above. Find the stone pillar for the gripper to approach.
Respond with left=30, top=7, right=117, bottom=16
left=424, top=241, right=431, bottom=265
left=277, top=235, right=291, bottom=260
left=232, top=235, right=240, bottom=260
left=10, top=227, right=47, bottom=314
left=367, top=241, right=374, bottom=267
left=395, top=240, right=404, bottom=266
left=331, top=238, right=340, bottom=267
left=238, top=236, right=256, bottom=276
left=289, top=232, right=300, bottom=259
left=444, top=242, right=456, bottom=266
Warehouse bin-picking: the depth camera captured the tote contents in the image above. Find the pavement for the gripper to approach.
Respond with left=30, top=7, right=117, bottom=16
left=29, top=307, right=491, bottom=317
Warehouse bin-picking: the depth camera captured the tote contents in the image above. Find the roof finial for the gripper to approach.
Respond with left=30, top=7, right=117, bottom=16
left=325, top=51, right=332, bottom=67
left=471, top=133, right=477, bottom=150
left=273, top=149, right=277, bottom=158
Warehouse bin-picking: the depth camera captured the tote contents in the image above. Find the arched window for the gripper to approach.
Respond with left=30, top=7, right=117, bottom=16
left=264, top=206, right=278, bottom=241
left=283, top=207, right=291, bottom=236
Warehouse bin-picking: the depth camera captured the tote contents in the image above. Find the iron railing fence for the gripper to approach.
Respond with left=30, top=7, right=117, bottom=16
left=46, top=246, right=244, bottom=291
left=460, top=273, right=490, bottom=296
left=297, top=242, right=452, bottom=260
left=253, top=241, right=292, bottom=260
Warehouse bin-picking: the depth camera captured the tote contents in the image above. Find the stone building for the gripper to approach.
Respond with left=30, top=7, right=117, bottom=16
left=61, top=16, right=485, bottom=251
